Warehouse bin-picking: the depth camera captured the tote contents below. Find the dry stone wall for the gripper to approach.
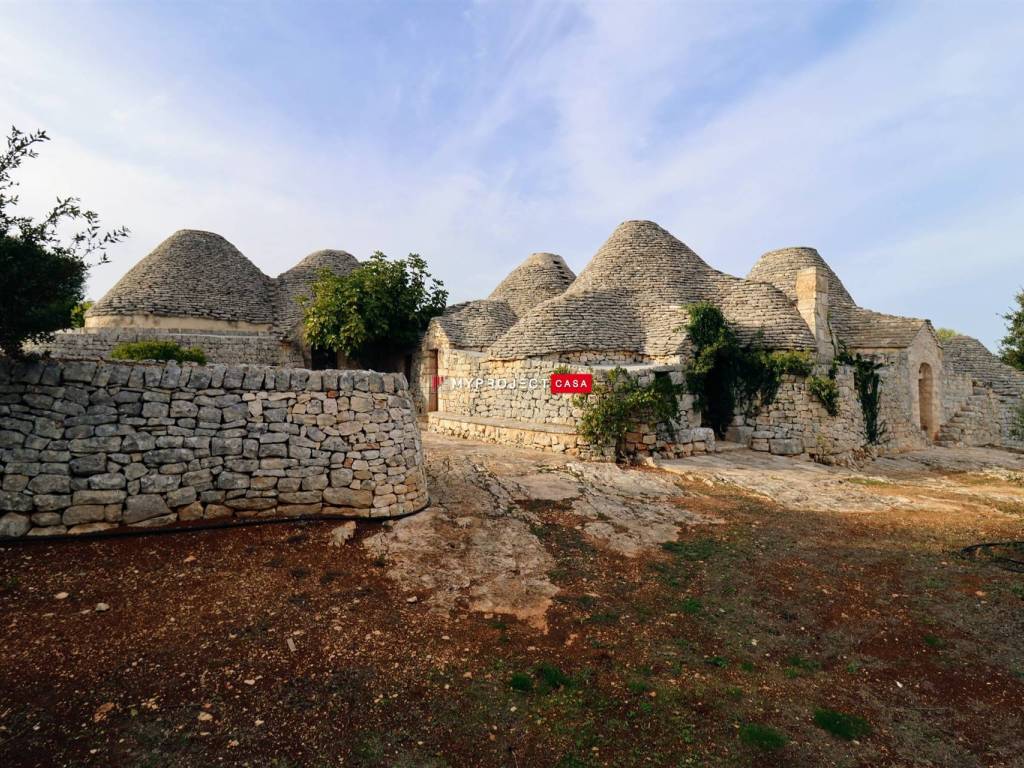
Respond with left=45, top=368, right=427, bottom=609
left=736, top=368, right=866, bottom=461
left=29, top=328, right=304, bottom=367
left=0, top=359, right=428, bottom=539
left=419, top=351, right=714, bottom=458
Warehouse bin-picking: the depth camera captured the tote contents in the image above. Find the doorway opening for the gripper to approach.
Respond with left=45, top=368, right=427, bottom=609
left=424, top=350, right=439, bottom=412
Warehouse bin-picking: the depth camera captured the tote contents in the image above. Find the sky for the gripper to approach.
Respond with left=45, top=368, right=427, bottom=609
left=1, top=0, right=1021, bottom=350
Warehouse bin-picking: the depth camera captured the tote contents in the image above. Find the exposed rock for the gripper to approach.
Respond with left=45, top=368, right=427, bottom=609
left=329, top=521, right=357, bottom=546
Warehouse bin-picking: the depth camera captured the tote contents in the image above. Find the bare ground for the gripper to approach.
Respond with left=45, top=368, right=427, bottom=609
left=1, top=434, right=1022, bottom=767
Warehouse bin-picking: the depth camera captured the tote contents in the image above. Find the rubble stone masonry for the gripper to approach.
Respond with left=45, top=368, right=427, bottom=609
left=0, top=358, right=428, bottom=539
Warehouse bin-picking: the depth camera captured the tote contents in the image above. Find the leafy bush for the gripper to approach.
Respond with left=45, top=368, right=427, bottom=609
left=1000, top=288, right=1024, bottom=371
left=509, top=672, right=534, bottom=692
left=813, top=708, right=872, bottom=740
left=682, top=302, right=782, bottom=437
left=0, top=127, right=127, bottom=357
left=110, top=340, right=206, bottom=364
left=768, top=350, right=814, bottom=377
left=575, top=367, right=684, bottom=458
left=70, top=300, right=93, bottom=328
left=302, top=251, right=447, bottom=369
left=806, top=375, right=840, bottom=416
left=739, top=723, right=788, bottom=750
left=935, top=327, right=959, bottom=343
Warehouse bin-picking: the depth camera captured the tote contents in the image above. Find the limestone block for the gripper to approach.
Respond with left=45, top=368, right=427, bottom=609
left=769, top=437, right=804, bottom=456
left=124, top=494, right=171, bottom=524
left=322, top=487, right=373, bottom=508
left=0, top=512, right=30, bottom=537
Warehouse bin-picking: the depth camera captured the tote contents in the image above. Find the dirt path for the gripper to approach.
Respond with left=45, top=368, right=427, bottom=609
left=1, top=435, right=1022, bottom=767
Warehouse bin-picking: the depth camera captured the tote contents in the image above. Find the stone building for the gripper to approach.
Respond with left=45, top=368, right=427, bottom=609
left=414, top=220, right=1023, bottom=460
left=35, top=230, right=361, bottom=368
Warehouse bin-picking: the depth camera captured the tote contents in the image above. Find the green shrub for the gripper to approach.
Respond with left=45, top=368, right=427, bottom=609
left=768, top=350, right=814, bottom=377
left=935, top=327, right=959, bottom=343
left=681, top=302, right=782, bottom=437
left=813, top=708, right=871, bottom=741
left=575, top=367, right=683, bottom=458
left=739, top=723, right=788, bottom=750
left=110, top=340, right=206, bottom=365
left=807, top=375, right=840, bottom=416
left=302, top=251, right=447, bottom=369
left=534, top=662, right=573, bottom=693
left=509, top=672, right=534, bottom=692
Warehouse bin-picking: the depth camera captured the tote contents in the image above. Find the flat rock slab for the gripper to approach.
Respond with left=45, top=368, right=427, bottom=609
left=363, top=434, right=721, bottom=630
left=656, top=445, right=1024, bottom=516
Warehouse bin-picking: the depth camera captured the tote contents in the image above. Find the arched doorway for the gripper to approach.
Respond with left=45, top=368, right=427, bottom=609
left=918, top=363, right=934, bottom=436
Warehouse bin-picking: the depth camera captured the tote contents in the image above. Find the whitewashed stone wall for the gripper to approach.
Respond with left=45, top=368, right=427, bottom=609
left=0, top=359, right=428, bottom=539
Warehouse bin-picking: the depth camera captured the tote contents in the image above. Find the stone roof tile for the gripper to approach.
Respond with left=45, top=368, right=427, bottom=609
left=89, top=230, right=275, bottom=326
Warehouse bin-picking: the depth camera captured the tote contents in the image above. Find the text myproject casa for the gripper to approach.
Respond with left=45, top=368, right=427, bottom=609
left=440, top=373, right=593, bottom=394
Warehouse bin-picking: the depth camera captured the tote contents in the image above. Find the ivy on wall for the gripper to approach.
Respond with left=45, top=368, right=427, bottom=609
left=836, top=348, right=886, bottom=444
left=681, top=303, right=819, bottom=437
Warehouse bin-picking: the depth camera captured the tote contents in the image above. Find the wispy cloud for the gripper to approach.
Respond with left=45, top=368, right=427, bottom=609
left=0, top=0, right=1020, bottom=348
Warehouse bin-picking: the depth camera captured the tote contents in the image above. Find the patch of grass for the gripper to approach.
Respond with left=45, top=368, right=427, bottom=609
left=678, top=597, right=703, bottom=615
left=536, top=662, right=574, bottom=692
left=584, top=611, right=621, bottom=626
left=923, top=634, right=947, bottom=649
left=351, top=732, right=387, bottom=763
left=739, top=723, right=788, bottom=751
left=705, top=656, right=729, bottom=669
left=661, top=538, right=718, bottom=561
left=626, top=677, right=655, bottom=695
left=784, top=655, right=820, bottom=677
left=510, top=672, right=534, bottom=693
left=813, top=708, right=872, bottom=741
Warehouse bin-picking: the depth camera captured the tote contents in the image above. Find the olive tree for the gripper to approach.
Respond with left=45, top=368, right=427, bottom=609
left=0, top=127, right=128, bottom=357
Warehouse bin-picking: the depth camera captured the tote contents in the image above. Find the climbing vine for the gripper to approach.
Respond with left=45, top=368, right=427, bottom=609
left=575, top=367, right=684, bottom=459
left=806, top=374, right=840, bottom=416
left=836, top=348, right=886, bottom=444
left=681, top=303, right=811, bottom=437
left=1011, top=401, right=1024, bottom=441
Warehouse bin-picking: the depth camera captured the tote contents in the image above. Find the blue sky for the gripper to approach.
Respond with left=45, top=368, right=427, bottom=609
left=1, top=0, right=1021, bottom=350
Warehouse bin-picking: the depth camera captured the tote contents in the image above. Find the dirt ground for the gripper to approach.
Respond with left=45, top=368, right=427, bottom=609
left=2, top=434, right=1023, bottom=767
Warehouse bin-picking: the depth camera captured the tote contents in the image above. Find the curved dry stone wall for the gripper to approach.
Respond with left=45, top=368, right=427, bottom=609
left=0, top=359, right=428, bottom=539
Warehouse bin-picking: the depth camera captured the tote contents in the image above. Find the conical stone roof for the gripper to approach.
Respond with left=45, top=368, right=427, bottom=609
left=486, top=221, right=815, bottom=360
left=942, top=335, right=1024, bottom=397
left=747, top=247, right=929, bottom=350
left=88, top=230, right=275, bottom=326
left=274, top=249, right=361, bottom=340
left=488, top=252, right=575, bottom=316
